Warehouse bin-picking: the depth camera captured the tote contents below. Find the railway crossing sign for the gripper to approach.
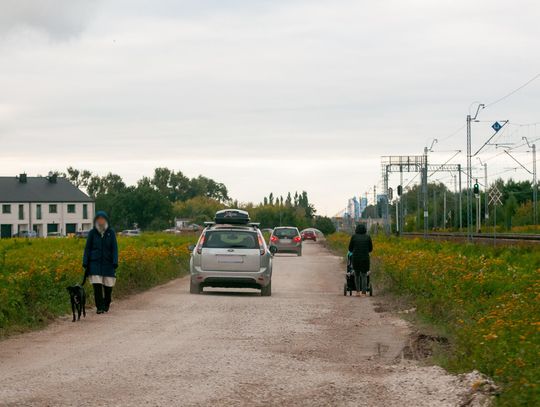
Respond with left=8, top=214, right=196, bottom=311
left=488, top=186, right=502, bottom=206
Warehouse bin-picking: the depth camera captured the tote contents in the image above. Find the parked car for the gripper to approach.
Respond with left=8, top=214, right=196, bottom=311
left=12, top=230, right=37, bottom=238
left=46, top=232, right=63, bottom=238
left=189, top=209, right=275, bottom=296
left=301, top=230, right=317, bottom=241
left=270, top=226, right=302, bottom=256
left=121, top=229, right=141, bottom=237
left=75, top=230, right=90, bottom=238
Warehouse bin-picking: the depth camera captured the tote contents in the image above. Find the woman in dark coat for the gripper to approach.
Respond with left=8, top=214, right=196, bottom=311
left=348, top=223, right=373, bottom=296
left=83, top=211, right=119, bottom=314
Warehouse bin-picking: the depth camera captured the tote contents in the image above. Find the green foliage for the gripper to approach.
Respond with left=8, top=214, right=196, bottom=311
left=313, top=216, right=336, bottom=235
left=173, top=197, right=226, bottom=225
left=0, top=234, right=196, bottom=337
left=327, top=233, right=540, bottom=406
left=66, top=167, right=230, bottom=231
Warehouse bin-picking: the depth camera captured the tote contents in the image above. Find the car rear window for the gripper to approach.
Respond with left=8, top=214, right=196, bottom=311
left=273, top=228, right=299, bottom=238
left=203, top=231, right=260, bottom=249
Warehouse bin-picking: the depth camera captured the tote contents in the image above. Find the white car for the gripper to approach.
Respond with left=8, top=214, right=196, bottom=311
left=189, top=209, right=275, bottom=296
left=121, top=229, right=141, bottom=237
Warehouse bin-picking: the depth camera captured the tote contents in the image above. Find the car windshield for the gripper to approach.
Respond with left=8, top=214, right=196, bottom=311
left=204, top=230, right=259, bottom=249
left=274, top=228, right=299, bottom=238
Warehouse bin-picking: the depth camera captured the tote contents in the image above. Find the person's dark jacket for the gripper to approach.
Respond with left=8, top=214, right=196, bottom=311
left=83, top=211, right=119, bottom=278
left=348, top=224, right=373, bottom=273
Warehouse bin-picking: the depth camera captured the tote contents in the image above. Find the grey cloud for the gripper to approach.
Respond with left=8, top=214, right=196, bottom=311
left=0, top=0, right=100, bottom=39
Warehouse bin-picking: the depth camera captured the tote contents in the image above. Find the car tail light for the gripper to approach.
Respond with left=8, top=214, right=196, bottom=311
left=196, top=233, right=206, bottom=254
left=270, top=235, right=279, bottom=243
left=258, top=234, right=266, bottom=255
left=293, top=236, right=302, bottom=243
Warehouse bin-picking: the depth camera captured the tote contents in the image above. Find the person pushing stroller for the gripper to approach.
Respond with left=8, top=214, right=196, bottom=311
left=348, top=224, right=373, bottom=296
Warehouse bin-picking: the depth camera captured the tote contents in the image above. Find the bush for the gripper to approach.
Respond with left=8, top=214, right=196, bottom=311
left=327, top=233, right=540, bottom=406
left=0, top=233, right=196, bottom=337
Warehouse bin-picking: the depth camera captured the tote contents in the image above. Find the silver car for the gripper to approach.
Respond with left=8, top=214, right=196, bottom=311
left=269, top=226, right=302, bottom=256
left=189, top=223, right=274, bottom=296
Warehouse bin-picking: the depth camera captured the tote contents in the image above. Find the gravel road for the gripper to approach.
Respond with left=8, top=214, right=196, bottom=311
left=0, top=242, right=477, bottom=406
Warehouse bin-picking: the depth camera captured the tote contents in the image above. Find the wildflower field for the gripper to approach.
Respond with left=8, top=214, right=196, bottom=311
left=0, top=234, right=196, bottom=337
left=327, top=233, right=540, bottom=406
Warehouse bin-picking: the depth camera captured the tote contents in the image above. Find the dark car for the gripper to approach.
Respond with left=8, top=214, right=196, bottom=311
left=270, top=227, right=302, bottom=256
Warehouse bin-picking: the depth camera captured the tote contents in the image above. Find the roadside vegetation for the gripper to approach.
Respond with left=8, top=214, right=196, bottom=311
left=0, top=234, right=196, bottom=337
left=327, top=232, right=540, bottom=406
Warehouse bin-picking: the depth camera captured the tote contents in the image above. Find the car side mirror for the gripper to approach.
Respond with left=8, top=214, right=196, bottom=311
left=188, top=244, right=195, bottom=252
left=269, top=246, right=278, bottom=255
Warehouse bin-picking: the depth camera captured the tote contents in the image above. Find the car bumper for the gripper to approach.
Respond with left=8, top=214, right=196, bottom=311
left=190, top=266, right=271, bottom=288
left=273, top=245, right=301, bottom=253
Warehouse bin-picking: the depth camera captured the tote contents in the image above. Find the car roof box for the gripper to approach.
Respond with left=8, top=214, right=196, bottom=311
left=214, top=209, right=250, bottom=225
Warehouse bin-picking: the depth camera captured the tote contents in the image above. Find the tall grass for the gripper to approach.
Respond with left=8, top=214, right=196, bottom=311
left=327, top=232, right=540, bottom=406
left=0, top=233, right=196, bottom=337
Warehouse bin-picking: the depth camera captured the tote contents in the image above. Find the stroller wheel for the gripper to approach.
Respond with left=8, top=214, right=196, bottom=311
left=343, top=283, right=347, bottom=296
left=369, top=286, right=373, bottom=296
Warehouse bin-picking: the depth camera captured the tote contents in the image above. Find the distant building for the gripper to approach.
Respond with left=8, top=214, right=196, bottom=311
left=359, top=197, right=368, bottom=216
left=0, top=174, right=94, bottom=238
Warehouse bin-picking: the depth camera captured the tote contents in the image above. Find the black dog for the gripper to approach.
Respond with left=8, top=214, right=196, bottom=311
left=67, top=284, right=86, bottom=322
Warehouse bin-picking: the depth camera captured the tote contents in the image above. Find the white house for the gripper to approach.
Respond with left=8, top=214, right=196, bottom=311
left=0, top=174, right=95, bottom=238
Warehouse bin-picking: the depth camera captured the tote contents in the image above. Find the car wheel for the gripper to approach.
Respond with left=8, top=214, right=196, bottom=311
left=190, top=281, right=202, bottom=294
left=261, top=281, right=272, bottom=297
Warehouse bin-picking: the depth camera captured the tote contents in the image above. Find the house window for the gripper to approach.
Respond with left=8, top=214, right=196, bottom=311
left=49, top=204, right=57, bottom=214
left=67, top=204, right=76, bottom=214
left=18, top=204, right=24, bottom=220
left=83, top=204, right=88, bottom=219
left=2, top=204, right=11, bottom=214
left=36, top=204, right=42, bottom=220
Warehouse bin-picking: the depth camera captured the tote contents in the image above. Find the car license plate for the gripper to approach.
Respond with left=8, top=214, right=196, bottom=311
left=217, top=255, right=243, bottom=263
left=282, top=239, right=291, bottom=243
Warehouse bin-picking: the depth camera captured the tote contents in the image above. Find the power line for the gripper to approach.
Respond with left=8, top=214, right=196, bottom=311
left=484, top=73, right=540, bottom=108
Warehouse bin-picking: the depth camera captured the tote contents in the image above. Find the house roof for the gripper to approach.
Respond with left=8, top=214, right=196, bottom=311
left=0, top=176, right=93, bottom=203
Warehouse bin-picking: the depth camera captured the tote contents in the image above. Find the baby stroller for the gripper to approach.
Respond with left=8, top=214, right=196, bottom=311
left=343, top=253, right=373, bottom=296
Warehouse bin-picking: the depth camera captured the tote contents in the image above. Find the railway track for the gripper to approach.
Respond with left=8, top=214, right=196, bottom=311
left=402, top=232, right=540, bottom=243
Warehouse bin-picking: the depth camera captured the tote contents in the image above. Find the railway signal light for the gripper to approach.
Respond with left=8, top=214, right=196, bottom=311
left=397, top=185, right=403, bottom=196
left=473, top=181, right=480, bottom=195
left=388, top=187, right=393, bottom=200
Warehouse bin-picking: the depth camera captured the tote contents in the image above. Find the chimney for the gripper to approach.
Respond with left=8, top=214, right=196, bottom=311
left=18, top=173, right=27, bottom=183
left=47, top=171, right=58, bottom=184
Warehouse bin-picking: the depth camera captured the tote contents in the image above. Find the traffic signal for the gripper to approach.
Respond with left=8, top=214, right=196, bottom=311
left=397, top=185, right=403, bottom=196
left=473, top=182, right=480, bottom=195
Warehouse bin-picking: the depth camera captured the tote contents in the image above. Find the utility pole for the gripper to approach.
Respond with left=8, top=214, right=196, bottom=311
left=433, top=188, right=437, bottom=230
left=443, top=190, right=447, bottom=229
left=476, top=179, right=481, bottom=233
left=458, top=164, right=462, bottom=231
left=476, top=158, right=489, bottom=229
left=453, top=174, right=458, bottom=229
left=422, top=146, right=429, bottom=237
left=466, top=104, right=484, bottom=241
left=399, top=165, right=404, bottom=234
left=523, top=137, right=537, bottom=228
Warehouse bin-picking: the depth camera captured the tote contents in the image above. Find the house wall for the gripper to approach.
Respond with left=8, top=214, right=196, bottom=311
left=0, top=202, right=94, bottom=237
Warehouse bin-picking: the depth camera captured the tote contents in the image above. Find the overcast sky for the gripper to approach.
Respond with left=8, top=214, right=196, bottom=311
left=1, top=0, right=539, bottom=215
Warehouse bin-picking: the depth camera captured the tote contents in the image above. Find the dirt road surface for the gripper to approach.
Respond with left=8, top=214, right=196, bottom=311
left=0, top=243, right=476, bottom=406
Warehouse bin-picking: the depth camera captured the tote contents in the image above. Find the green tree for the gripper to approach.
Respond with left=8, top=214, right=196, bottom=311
left=313, top=216, right=336, bottom=235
